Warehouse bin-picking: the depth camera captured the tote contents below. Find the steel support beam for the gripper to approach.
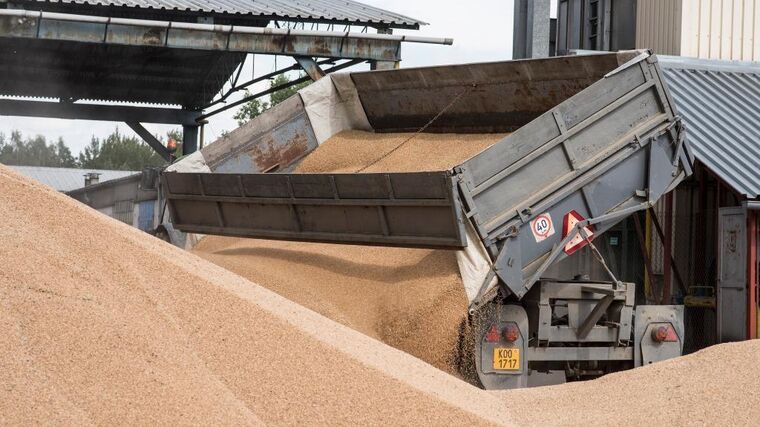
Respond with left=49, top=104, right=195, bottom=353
left=0, top=99, right=200, bottom=125
left=528, top=346, right=633, bottom=361
left=126, top=122, right=172, bottom=161
left=197, top=59, right=364, bottom=121
left=742, top=208, right=759, bottom=339
left=370, top=27, right=400, bottom=70
left=294, top=56, right=326, bottom=81
left=662, top=193, right=674, bottom=304
left=648, top=206, right=688, bottom=297
left=182, top=125, right=199, bottom=155
left=0, top=9, right=452, bottom=62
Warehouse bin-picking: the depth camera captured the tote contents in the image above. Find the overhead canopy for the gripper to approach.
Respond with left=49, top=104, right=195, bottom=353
left=0, top=37, right=243, bottom=109
left=660, top=56, right=760, bottom=199
left=0, top=0, right=429, bottom=110
left=11, top=0, right=425, bottom=29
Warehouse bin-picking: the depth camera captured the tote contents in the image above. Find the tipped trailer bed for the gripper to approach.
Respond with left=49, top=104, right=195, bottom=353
left=163, top=51, right=693, bottom=389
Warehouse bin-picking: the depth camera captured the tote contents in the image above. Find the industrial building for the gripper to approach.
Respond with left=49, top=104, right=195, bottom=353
left=9, top=165, right=135, bottom=192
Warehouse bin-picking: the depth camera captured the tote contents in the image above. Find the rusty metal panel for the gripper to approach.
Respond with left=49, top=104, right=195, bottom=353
left=350, top=51, right=638, bottom=133
left=201, top=95, right=318, bottom=173
left=228, top=32, right=400, bottom=61
left=163, top=171, right=467, bottom=248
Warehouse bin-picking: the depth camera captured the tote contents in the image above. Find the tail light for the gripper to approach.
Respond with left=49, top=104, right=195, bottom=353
left=651, top=324, right=678, bottom=342
left=503, top=323, right=520, bottom=342
left=485, top=325, right=500, bottom=342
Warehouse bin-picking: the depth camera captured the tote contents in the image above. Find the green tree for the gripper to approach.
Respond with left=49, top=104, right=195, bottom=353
left=233, top=95, right=268, bottom=126
left=234, top=73, right=311, bottom=126
left=269, top=74, right=310, bottom=106
left=55, top=138, right=77, bottom=167
left=78, top=127, right=166, bottom=170
left=0, top=131, right=78, bottom=167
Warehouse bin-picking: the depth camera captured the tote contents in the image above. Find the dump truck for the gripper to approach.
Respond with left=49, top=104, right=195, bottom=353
left=161, top=50, right=693, bottom=389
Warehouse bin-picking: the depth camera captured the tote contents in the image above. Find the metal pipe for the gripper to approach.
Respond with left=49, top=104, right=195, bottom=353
left=0, top=9, right=453, bottom=45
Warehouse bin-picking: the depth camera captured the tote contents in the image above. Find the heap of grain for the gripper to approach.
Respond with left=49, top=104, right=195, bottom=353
left=499, top=341, right=760, bottom=425
left=0, top=164, right=509, bottom=425
left=194, top=130, right=506, bottom=378
left=3, top=160, right=759, bottom=426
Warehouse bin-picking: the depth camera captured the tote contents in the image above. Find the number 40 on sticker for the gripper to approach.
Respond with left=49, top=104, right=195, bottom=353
left=530, top=212, right=555, bottom=243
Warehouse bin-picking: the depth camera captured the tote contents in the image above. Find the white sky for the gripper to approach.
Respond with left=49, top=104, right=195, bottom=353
left=0, top=0, right=559, bottom=155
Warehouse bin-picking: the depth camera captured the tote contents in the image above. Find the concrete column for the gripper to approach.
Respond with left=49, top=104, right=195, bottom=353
left=513, top=0, right=551, bottom=59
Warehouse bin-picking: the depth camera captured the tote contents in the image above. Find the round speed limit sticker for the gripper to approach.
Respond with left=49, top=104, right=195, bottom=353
left=530, top=213, right=555, bottom=243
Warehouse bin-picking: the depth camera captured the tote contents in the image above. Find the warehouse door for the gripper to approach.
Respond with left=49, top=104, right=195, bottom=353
left=717, top=207, right=747, bottom=342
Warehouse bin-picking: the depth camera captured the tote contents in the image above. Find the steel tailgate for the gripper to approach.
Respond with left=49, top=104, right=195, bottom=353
left=163, top=171, right=467, bottom=248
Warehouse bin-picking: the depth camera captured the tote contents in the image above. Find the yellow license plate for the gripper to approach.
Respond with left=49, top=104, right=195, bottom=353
left=493, top=348, right=520, bottom=370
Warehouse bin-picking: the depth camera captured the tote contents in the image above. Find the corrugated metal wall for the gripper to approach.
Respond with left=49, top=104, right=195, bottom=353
left=636, top=0, right=683, bottom=55
left=680, top=0, right=760, bottom=60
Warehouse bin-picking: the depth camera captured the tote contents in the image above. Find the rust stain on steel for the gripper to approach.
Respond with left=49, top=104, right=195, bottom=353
left=306, top=36, right=333, bottom=56
left=0, top=15, right=36, bottom=36
left=249, top=131, right=311, bottom=172
left=142, top=28, right=163, bottom=45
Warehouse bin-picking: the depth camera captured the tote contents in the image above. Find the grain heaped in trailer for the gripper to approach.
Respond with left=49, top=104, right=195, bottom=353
left=165, top=50, right=693, bottom=389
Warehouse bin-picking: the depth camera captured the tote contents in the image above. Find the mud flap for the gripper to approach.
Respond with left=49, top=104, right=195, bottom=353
left=473, top=303, right=529, bottom=389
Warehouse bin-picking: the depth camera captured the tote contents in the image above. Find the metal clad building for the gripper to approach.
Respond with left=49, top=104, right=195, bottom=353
left=9, top=166, right=137, bottom=192
left=555, top=0, right=637, bottom=54
left=636, top=0, right=682, bottom=55
left=660, top=56, right=760, bottom=198
left=556, top=0, right=760, bottom=61
left=636, top=0, right=760, bottom=60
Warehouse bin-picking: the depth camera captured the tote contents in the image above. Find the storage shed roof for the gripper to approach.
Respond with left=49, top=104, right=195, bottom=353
left=660, top=56, right=760, bottom=198
left=8, top=0, right=425, bottom=28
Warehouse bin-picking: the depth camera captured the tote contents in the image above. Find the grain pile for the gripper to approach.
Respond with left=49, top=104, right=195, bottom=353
left=296, top=130, right=506, bottom=172
left=194, top=130, right=507, bottom=378
left=0, top=164, right=511, bottom=425
left=2, top=149, right=758, bottom=425
left=498, top=340, right=760, bottom=426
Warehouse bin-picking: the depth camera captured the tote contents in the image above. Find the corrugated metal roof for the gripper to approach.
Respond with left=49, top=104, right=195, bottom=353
left=660, top=56, right=760, bottom=198
left=0, top=38, right=244, bottom=108
left=9, top=165, right=138, bottom=192
left=20, top=0, right=425, bottom=28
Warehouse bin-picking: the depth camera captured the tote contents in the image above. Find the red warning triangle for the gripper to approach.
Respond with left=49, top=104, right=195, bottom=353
left=562, top=210, right=595, bottom=255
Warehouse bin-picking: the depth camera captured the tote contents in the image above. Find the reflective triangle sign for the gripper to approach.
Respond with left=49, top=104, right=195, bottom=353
left=562, top=210, right=594, bottom=255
